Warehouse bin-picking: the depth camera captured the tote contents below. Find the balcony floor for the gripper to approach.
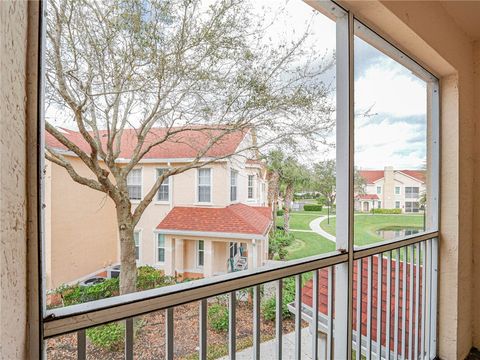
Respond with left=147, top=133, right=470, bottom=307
left=219, top=328, right=314, bottom=360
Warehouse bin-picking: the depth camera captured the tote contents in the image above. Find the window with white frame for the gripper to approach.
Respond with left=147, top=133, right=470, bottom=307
left=156, top=233, right=165, bottom=263
left=405, top=186, right=419, bottom=199
left=405, top=201, right=420, bottom=213
left=134, top=231, right=140, bottom=261
left=247, top=175, right=254, bottom=199
left=127, top=169, right=142, bottom=200
left=395, top=186, right=401, bottom=195
left=230, top=169, right=238, bottom=202
left=377, top=201, right=382, bottom=209
left=376, top=186, right=382, bottom=194
left=198, top=168, right=211, bottom=203
left=197, top=240, right=205, bottom=267
left=395, top=201, right=401, bottom=208
left=156, top=168, right=170, bottom=202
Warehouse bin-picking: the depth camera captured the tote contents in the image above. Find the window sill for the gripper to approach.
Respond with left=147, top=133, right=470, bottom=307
left=194, top=202, right=214, bottom=206
left=155, top=201, right=170, bottom=205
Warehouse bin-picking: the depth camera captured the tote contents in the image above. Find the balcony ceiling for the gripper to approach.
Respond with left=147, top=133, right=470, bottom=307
left=440, top=1, right=480, bottom=40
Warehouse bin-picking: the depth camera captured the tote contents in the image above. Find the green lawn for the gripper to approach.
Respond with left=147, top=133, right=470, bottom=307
left=320, top=214, right=424, bottom=246
left=276, top=210, right=327, bottom=230
left=285, top=231, right=335, bottom=260
left=275, top=212, right=424, bottom=261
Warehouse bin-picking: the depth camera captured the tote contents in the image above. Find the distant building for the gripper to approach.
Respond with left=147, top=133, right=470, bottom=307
left=355, top=167, right=425, bottom=213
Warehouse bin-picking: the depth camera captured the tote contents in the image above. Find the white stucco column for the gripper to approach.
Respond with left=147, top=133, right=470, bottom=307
left=175, top=239, right=184, bottom=274
left=247, top=241, right=254, bottom=270
left=204, top=240, right=215, bottom=277
left=164, top=237, right=175, bottom=276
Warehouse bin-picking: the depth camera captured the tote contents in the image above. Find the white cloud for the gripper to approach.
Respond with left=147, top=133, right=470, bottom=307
left=355, top=62, right=427, bottom=118
left=355, top=118, right=426, bottom=169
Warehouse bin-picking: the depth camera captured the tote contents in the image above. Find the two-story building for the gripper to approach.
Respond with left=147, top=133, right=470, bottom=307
left=45, top=128, right=271, bottom=290
left=355, top=167, right=425, bottom=213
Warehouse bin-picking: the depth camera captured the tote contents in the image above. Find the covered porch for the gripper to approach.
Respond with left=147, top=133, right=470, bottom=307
left=162, top=235, right=266, bottom=278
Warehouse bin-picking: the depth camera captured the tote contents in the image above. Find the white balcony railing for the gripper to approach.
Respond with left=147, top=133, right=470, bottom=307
left=44, top=231, right=438, bottom=360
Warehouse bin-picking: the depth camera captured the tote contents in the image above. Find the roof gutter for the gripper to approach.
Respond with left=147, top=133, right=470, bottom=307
left=154, top=229, right=268, bottom=241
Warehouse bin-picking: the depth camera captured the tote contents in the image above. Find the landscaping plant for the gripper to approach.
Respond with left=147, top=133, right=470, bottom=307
left=208, top=303, right=229, bottom=332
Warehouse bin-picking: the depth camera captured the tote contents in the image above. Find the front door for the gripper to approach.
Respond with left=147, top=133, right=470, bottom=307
left=363, top=202, right=369, bottom=212
left=229, top=242, right=239, bottom=258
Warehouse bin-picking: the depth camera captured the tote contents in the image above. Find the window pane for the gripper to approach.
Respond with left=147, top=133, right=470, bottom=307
left=198, top=186, right=211, bottom=202
left=353, top=21, right=436, bottom=246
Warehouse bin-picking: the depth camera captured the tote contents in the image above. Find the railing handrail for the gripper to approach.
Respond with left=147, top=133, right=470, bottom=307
left=44, top=250, right=347, bottom=338
left=43, top=231, right=438, bottom=339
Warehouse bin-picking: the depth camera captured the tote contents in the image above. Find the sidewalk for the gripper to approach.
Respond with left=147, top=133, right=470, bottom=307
left=218, top=327, right=314, bottom=360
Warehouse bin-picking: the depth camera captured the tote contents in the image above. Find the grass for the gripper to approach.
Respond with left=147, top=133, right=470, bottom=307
left=320, top=214, right=424, bottom=246
left=285, top=231, right=335, bottom=260
left=276, top=212, right=424, bottom=260
left=276, top=210, right=328, bottom=230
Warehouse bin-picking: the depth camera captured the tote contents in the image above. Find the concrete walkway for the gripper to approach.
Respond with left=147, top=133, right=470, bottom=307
left=308, top=216, right=337, bottom=242
left=218, top=328, right=314, bottom=360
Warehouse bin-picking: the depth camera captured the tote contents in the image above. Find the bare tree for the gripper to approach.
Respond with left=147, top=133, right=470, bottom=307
left=45, top=0, right=335, bottom=294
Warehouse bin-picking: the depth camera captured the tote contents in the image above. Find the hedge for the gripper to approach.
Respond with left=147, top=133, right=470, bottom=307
left=303, top=204, right=323, bottom=211
left=370, top=208, right=402, bottom=214
left=276, top=209, right=284, bottom=216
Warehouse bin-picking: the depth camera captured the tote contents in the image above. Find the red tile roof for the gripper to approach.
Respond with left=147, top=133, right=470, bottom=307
left=358, top=170, right=385, bottom=184
left=355, top=194, right=379, bottom=200
left=401, top=170, right=426, bottom=182
left=358, top=170, right=425, bottom=184
left=156, top=204, right=272, bottom=236
left=46, top=127, right=248, bottom=160
left=301, top=256, right=422, bottom=355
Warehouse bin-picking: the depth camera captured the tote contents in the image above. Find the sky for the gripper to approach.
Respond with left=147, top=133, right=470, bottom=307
left=46, top=0, right=429, bottom=171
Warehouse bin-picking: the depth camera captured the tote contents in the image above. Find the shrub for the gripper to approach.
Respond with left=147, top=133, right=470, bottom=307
left=208, top=303, right=229, bottom=332
left=304, top=204, right=323, bottom=211
left=262, top=277, right=296, bottom=321
left=87, top=322, right=124, bottom=351
left=61, top=278, right=120, bottom=306
left=262, top=296, right=292, bottom=321
left=370, top=208, right=402, bottom=214
left=137, top=266, right=176, bottom=291
left=276, top=209, right=284, bottom=216
left=269, top=230, right=294, bottom=260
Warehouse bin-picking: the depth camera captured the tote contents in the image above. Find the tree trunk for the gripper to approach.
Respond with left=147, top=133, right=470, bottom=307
left=268, top=171, right=280, bottom=230
left=283, top=183, right=294, bottom=233
left=116, top=204, right=137, bottom=295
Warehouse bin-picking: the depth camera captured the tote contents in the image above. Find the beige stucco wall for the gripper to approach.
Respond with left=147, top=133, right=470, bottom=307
left=45, top=158, right=119, bottom=289
left=0, top=1, right=28, bottom=358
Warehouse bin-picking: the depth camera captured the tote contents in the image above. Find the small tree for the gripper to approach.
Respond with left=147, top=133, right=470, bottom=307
left=313, top=160, right=336, bottom=222
left=45, top=0, right=335, bottom=294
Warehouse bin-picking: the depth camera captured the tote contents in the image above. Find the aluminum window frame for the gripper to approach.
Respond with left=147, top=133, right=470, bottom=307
left=35, top=1, right=440, bottom=358
left=155, top=168, right=171, bottom=203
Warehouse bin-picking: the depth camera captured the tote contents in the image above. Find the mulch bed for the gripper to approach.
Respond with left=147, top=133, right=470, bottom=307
left=46, top=300, right=307, bottom=359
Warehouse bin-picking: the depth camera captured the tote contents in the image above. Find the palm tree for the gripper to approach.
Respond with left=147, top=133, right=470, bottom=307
left=265, top=150, right=285, bottom=230
left=281, top=159, right=310, bottom=233
left=265, top=150, right=310, bottom=233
